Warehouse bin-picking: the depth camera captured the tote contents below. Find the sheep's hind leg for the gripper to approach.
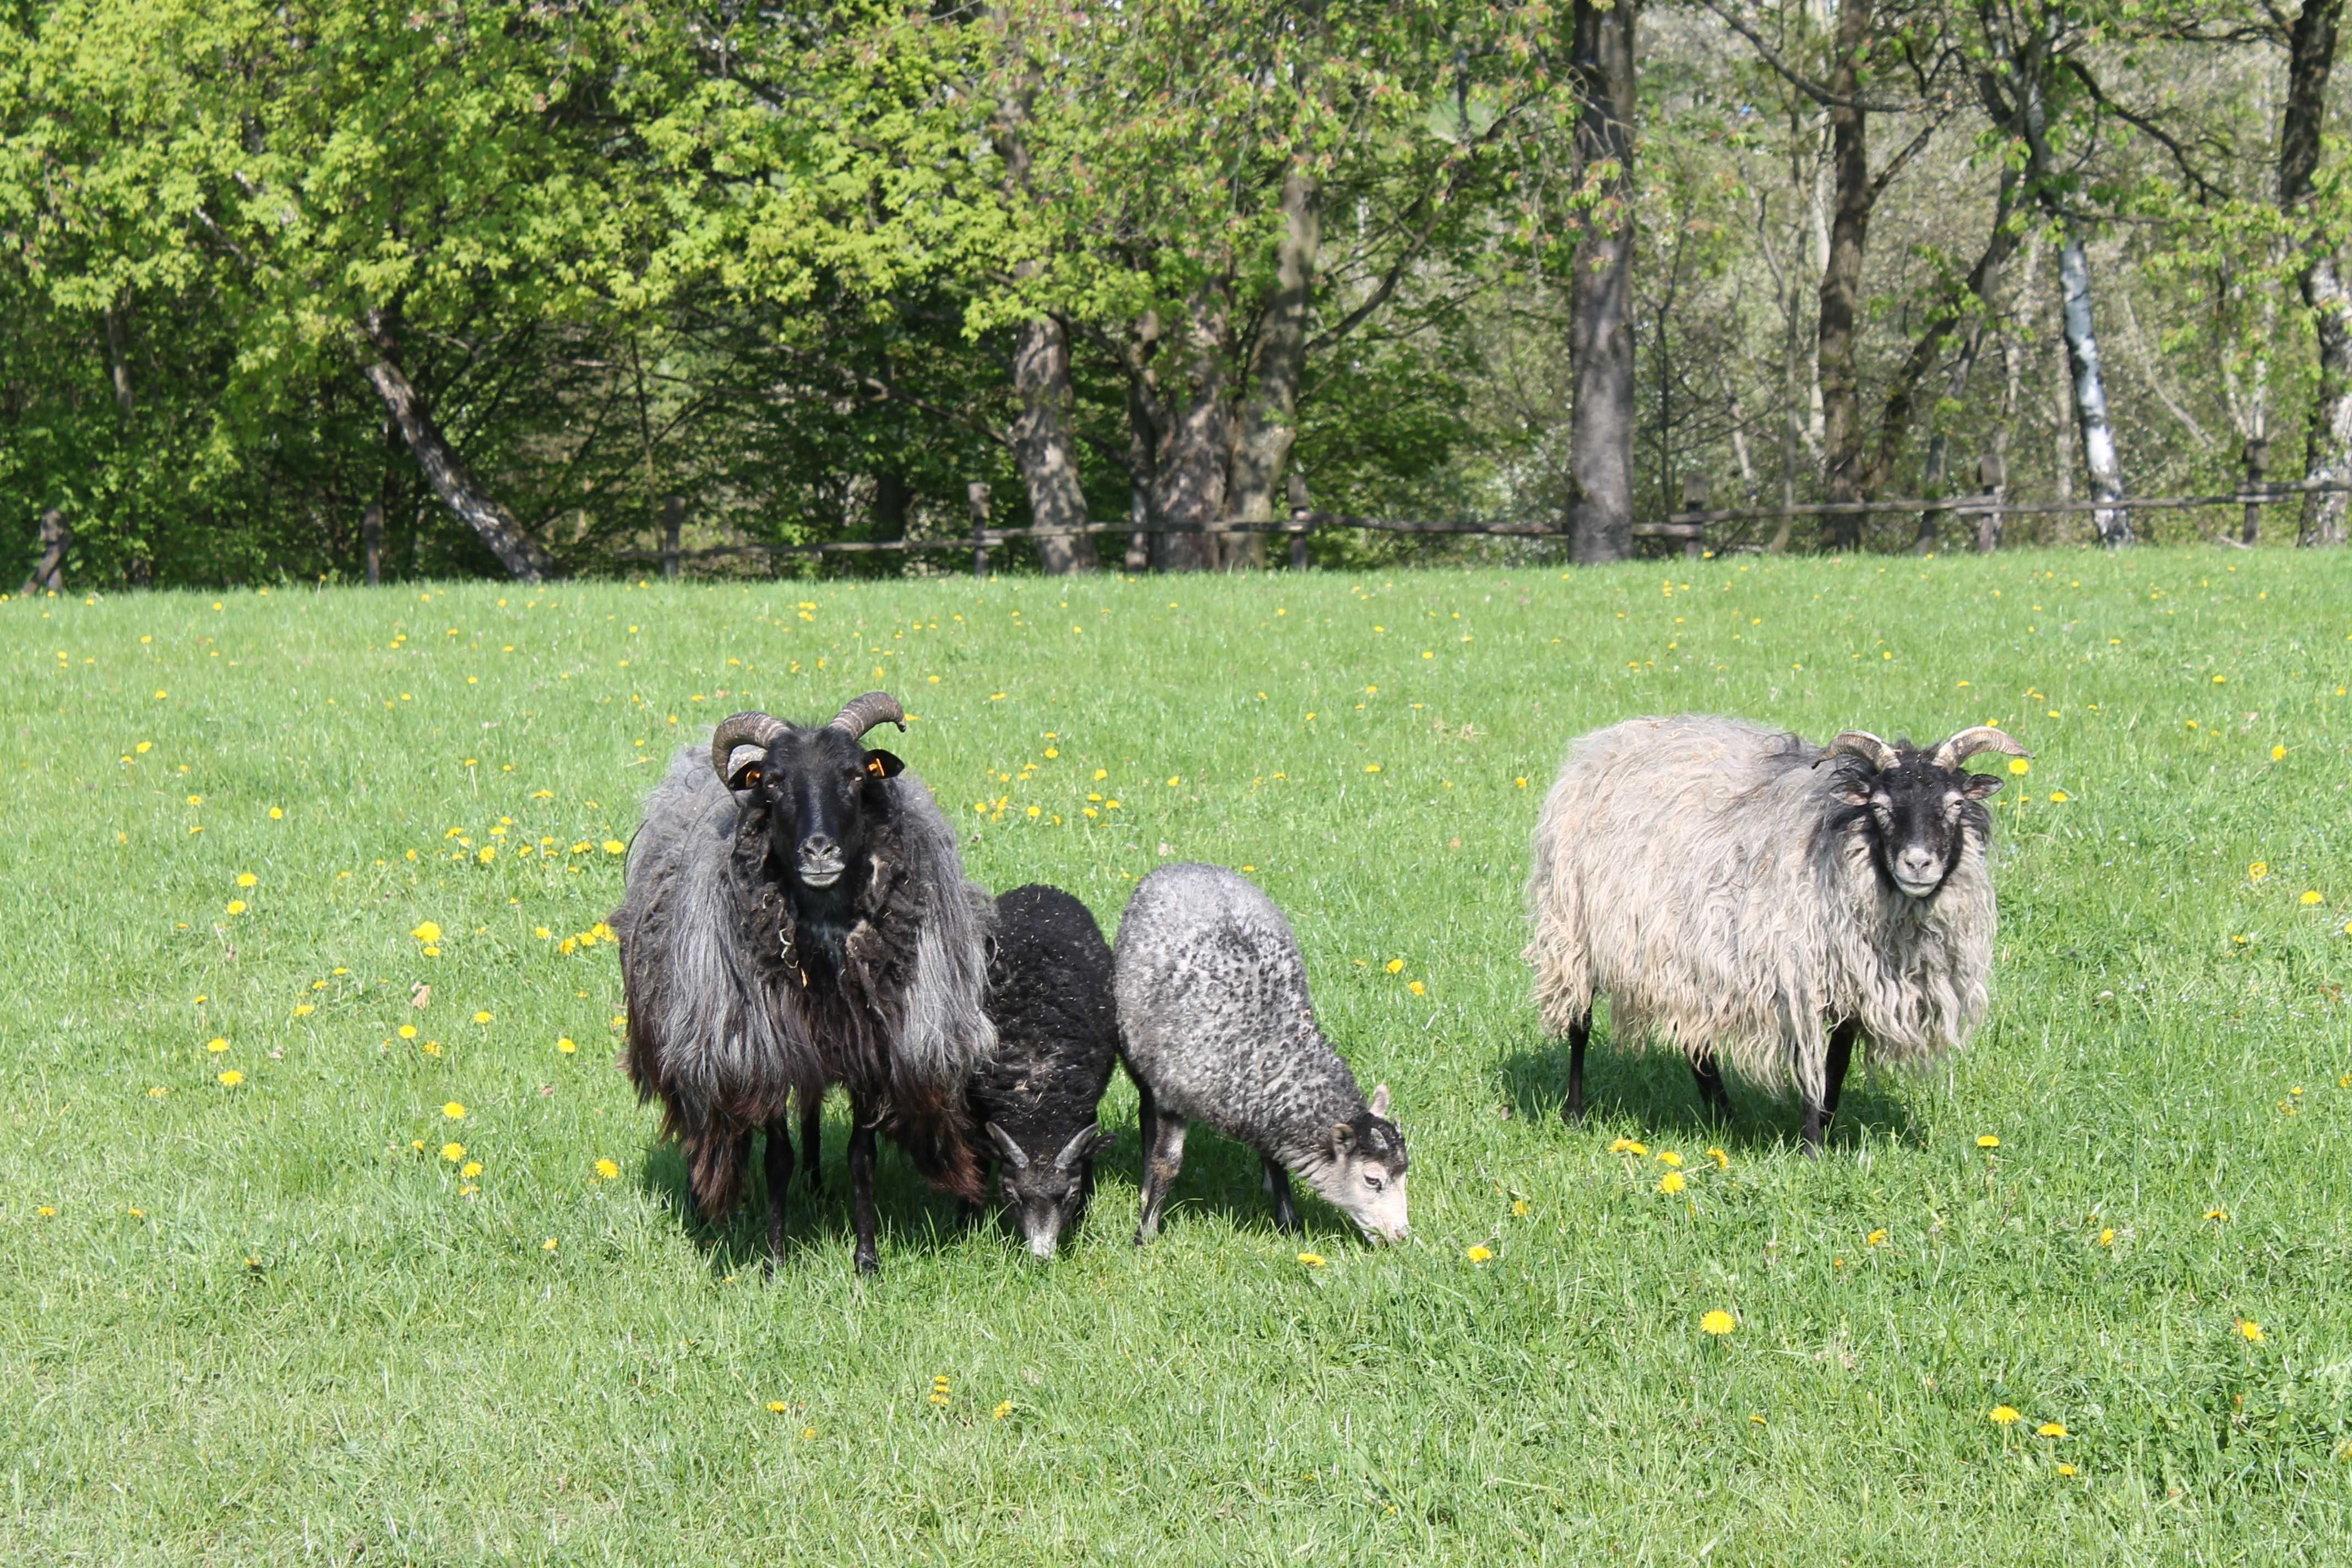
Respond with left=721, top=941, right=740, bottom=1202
left=1691, top=1052, right=1734, bottom=1120
left=1262, top=1158, right=1300, bottom=1232
left=1561, top=1010, right=1592, bottom=1125
left=1134, top=1113, right=1188, bottom=1246
left=847, top=1109, right=881, bottom=1276
left=761, top=1120, right=796, bottom=1267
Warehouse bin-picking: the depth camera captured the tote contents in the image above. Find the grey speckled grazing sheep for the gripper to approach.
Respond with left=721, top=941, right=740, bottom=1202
left=1113, top=863, right=1409, bottom=1245
left=1525, top=715, right=2026, bottom=1152
left=971, top=884, right=1119, bottom=1260
left=611, top=692, right=997, bottom=1274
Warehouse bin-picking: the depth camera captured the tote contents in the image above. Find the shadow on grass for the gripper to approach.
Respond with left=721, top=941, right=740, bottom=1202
left=1495, top=1032, right=1921, bottom=1155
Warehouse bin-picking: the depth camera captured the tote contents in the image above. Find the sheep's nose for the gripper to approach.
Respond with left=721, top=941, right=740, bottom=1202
left=1895, top=846, right=1938, bottom=883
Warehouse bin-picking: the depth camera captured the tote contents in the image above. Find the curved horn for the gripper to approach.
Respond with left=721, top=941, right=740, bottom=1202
left=827, top=690, right=906, bottom=738
left=709, top=711, right=790, bottom=783
left=1819, top=730, right=1899, bottom=770
left=1931, top=725, right=2032, bottom=769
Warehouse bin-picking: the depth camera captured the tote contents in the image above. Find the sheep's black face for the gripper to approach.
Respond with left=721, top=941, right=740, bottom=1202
left=727, top=727, right=903, bottom=914
left=986, top=1123, right=1103, bottom=1261
left=1837, top=753, right=2002, bottom=899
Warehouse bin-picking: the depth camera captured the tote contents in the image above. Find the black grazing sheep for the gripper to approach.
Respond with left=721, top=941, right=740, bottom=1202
left=611, top=691, right=997, bottom=1274
left=972, top=884, right=1119, bottom=1259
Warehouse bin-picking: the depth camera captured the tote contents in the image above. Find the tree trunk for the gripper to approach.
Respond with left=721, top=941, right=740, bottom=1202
left=1224, top=168, right=1321, bottom=571
left=360, top=311, right=559, bottom=581
left=2284, top=0, right=2350, bottom=546
left=1565, top=0, right=1638, bottom=564
left=1010, top=313, right=1098, bottom=573
left=363, top=501, right=384, bottom=586
left=20, top=508, right=69, bottom=594
left=102, top=304, right=135, bottom=421
left=1816, top=0, right=1875, bottom=549
left=1147, top=298, right=1228, bottom=573
left=1123, top=357, right=1158, bottom=571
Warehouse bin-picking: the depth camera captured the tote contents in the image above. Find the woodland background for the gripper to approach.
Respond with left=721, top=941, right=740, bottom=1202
left=4, top=0, right=2350, bottom=586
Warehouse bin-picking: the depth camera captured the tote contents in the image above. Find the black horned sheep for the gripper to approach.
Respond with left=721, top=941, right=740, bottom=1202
left=611, top=690, right=997, bottom=1274
left=972, top=884, right=1119, bottom=1260
left=1525, top=715, right=2027, bottom=1152
left=1112, top=862, right=1409, bottom=1245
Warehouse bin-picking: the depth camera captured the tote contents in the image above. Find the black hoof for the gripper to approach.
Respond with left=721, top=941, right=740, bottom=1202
left=854, top=1252, right=879, bottom=1276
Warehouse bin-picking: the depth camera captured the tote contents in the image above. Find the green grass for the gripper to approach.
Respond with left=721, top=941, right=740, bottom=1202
left=4, top=549, right=2350, bottom=1564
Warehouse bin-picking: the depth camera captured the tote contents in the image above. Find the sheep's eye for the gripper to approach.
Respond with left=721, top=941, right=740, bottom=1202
left=737, top=766, right=761, bottom=788
left=1364, top=1174, right=1384, bottom=1193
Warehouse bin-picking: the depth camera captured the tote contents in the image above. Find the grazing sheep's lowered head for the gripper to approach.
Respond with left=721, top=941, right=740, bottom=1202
left=1316, top=1084, right=1410, bottom=1244
left=1817, top=725, right=2029, bottom=899
left=986, top=1121, right=1111, bottom=1260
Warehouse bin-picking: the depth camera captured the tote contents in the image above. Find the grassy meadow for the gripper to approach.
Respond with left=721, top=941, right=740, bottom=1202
left=4, top=548, right=2350, bottom=1564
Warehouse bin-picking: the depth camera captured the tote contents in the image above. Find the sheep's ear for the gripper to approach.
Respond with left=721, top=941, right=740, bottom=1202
left=984, top=1122, right=1029, bottom=1170
left=1331, top=1122, right=1356, bottom=1158
left=863, top=749, right=905, bottom=782
left=1836, top=780, right=1872, bottom=806
left=1368, top=1084, right=1391, bottom=1120
left=726, top=745, right=769, bottom=792
left=1962, top=772, right=2004, bottom=800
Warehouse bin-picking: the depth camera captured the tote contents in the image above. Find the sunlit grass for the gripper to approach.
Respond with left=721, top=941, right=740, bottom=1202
left=4, top=550, right=2349, bottom=1561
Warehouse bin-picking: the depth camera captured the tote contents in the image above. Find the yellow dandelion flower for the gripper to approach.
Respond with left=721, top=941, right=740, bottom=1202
left=1658, top=1171, right=1686, bottom=1194
left=398, top=1024, right=417, bottom=1039
left=37, top=1205, right=56, bottom=1217
left=236, top=873, right=257, bottom=888
left=1977, top=1134, right=2000, bottom=1149
left=802, top=1427, right=817, bottom=1440
left=217, top=1070, right=244, bottom=1086
left=269, top=807, right=283, bottom=820
left=1989, top=1406, right=2022, bottom=1426
left=1608, top=1138, right=1649, bottom=1156
left=767, top=1400, right=788, bottom=1413
left=2097, top=1228, right=2115, bottom=1246
left=2248, top=862, right=2269, bottom=882
left=595, top=1158, right=620, bottom=1180
left=147, top=1086, right=167, bottom=1098
left=1700, top=1310, right=1736, bottom=1336
left=1511, top=1199, right=1530, bottom=1217
left=2049, top=791, right=2070, bottom=803
left=2237, top=1320, right=2264, bottom=1343
left=1656, top=1150, right=1683, bottom=1168
left=993, top=1399, right=1014, bottom=1420
left=442, top=1101, right=466, bottom=1120
left=542, top=1238, right=558, bottom=1252
left=2204, top=1208, right=2228, bottom=1221
left=460, top=1161, right=482, bottom=1179
left=2302, top=890, right=2324, bottom=905
left=1364, top=763, right=1382, bottom=773
left=2038, top=1422, right=2069, bottom=1438
left=602, top=840, right=625, bottom=854
left=1466, top=1245, right=1493, bottom=1263
left=2272, top=744, right=2287, bottom=761
left=441, top=1142, right=465, bottom=1162
left=2056, top=1463, right=2078, bottom=1477
left=557, top=1036, right=578, bottom=1054
left=2007, top=758, right=2030, bottom=775
left=206, top=1037, right=229, bottom=1054
left=292, top=1004, right=313, bottom=1017
left=1297, top=1252, right=1326, bottom=1267
left=1408, top=980, right=1425, bottom=996
left=411, top=921, right=443, bottom=942
left=224, top=900, right=248, bottom=916
left=1867, top=1228, right=1888, bottom=1246
left=472, top=1011, right=493, bottom=1025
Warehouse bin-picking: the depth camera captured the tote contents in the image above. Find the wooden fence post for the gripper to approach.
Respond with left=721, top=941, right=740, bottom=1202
left=18, top=508, right=69, bottom=595
left=1287, top=471, right=1311, bottom=570
left=2241, top=437, right=2268, bottom=546
left=1677, top=475, right=1709, bottom=558
left=1974, top=453, right=2006, bottom=554
left=363, top=502, right=383, bottom=586
left=969, top=482, right=992, bottom=578
left=662, top=494, right=684, bottom=581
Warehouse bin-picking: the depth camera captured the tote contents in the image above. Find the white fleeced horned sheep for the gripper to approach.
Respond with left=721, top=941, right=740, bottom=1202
left=611, top=691, right=997, bottom=1274
left=1524, top=715, right=2027, bottom=1152
left=1113, top=863, right=1409, bottom=1245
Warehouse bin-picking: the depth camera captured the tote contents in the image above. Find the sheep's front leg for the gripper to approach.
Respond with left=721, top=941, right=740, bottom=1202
left=1134, top=1113, right=1188, bottom=1246
left=1262, top=1158, right=1300, bottom=1232
left=847, top=1113, right=880, bottom=1276
left=1800, top=1022, right=1858, bottom=1158
left=1561, top=1009, right=1592, bottom=1125
left=799, top=1091, right=824, bottom=1195
left=762, top=1120, right=796, bottom=1266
